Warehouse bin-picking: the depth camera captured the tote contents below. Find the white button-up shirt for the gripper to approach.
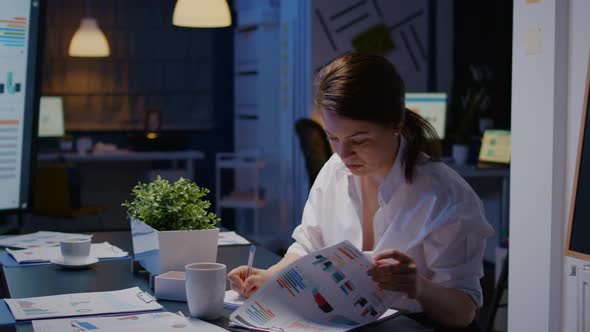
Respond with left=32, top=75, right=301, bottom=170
left=287, top=137, right=494, bottom=312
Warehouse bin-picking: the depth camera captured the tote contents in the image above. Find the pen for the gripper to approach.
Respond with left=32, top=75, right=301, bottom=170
left=246, top=245, right=256, bottom=279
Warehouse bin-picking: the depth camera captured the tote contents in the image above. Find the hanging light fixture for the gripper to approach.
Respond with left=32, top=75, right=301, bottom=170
left=68, top=0, right=110, bottom=57
left=172, top=0, right=232, bottom=28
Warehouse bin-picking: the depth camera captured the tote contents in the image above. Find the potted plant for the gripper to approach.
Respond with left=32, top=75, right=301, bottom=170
left=123, top=176, right=221, bottom=275
left=452, top=65, right=493, bottom=165
left=452, top=99, right=476, bottom=166
left=469, top=65, right=494, bottom=134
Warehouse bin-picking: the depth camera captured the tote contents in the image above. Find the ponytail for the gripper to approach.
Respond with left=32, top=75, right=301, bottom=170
left=401, top=109, right=442, bottom=183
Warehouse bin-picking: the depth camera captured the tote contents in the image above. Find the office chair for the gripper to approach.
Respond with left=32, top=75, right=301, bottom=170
left=33, top=163, right=105, bottom=218
left=295, top=118, right=333, bottom=188
left=0, top=267, right=10, bottom=299
left=479, top=254, right=508, bottom=332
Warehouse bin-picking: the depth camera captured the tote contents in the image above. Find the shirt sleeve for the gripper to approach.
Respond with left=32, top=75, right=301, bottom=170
left=422, top=201, right=493, bottom=307
left=286, top=158, right=337, bottom=257
left=286, top=184, right=325, bottom=257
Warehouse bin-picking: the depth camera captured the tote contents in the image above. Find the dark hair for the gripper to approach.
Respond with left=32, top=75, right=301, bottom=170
left=314, top=53, right=442, bottom=183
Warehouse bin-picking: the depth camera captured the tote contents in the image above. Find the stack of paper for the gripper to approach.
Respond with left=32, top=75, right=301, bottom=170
left=224, top=290, right=246, bottom=309
left=5, top=287, right=162, bottom=321
left=6, top=242, right=128, bottom=264
left=31, top=312, right=229, bottom=332
left=218, top=231, right=250, bottom=246
left=0, top=231, right=92, bottom=249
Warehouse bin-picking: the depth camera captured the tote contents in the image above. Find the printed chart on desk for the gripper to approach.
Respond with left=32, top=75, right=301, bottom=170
left=230, top=241, right=396, bottom=332
left=5, top=287, right=162, bottom=321
left=32, top=312, right=226, bottom=332
left=0, top=0, right=30, bottom=210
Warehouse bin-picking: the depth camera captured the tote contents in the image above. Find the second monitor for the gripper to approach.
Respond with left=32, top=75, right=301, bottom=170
left=405, top=92, right=447, bottom=139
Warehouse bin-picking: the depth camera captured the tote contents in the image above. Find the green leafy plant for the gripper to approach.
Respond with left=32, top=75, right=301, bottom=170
left=122, top=176, right=220, bottom=231
left=453, top=65, right=493, bottom=144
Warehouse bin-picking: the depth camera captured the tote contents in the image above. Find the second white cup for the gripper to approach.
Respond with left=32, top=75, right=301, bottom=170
left=185, top=262, right=226, bottom=320
left=60, top=237, right=91, bottom=264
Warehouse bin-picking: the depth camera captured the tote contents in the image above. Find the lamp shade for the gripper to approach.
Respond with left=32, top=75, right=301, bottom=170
left=172, top=0, right=232, bottom=28
left=68, top=18, right=110, bottom=57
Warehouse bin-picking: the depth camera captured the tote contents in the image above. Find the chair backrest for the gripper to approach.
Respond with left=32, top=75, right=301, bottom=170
left=33, top=163, right=80, bottom=216
left=480, top=254, right=508, bottom=332
left=295, top=118, right=333, bottom=188
left=0, top=267, right=10, bottom=299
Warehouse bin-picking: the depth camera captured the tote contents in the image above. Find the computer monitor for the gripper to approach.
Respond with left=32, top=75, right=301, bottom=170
left=0, top=0, right=44, bottom=212
left=405, top=92, right=447, bottom=139
left=38, top=96, right=65, bottom=137
left=478, top=129, right=511, bottom=164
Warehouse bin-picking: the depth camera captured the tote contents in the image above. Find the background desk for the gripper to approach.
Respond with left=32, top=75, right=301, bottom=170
left=447, top=163, right=510, bottom=263
left=0, top=232, right=434, bottom=332
left=37, top=150, right=205, bottom=180
left=31, top=151, right=205, bottom=232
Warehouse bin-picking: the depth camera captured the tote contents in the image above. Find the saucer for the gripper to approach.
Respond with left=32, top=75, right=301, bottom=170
left=51, top=256, right=99, bottom=268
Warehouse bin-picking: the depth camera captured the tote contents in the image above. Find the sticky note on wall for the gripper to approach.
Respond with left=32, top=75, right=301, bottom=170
left=525, top=27, right=543, bottom=55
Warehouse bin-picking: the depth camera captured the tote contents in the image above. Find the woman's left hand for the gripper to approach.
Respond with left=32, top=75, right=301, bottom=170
left=367, top=249, right=424, bottom=299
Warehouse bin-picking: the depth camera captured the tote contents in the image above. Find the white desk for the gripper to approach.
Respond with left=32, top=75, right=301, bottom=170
left=37, top=150, right=205, bottom=180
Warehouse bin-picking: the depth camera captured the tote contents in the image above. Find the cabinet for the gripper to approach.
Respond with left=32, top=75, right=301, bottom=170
left=229, top=3, right=281, bottom=244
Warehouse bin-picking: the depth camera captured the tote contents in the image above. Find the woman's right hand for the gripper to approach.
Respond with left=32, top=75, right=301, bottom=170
left=227, top=265, right=274, bottom=298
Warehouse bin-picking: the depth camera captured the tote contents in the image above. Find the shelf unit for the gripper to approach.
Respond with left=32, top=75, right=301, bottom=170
left=228, top=3, right=281, bottom=244
left=215, top=152, right=267, bottom=235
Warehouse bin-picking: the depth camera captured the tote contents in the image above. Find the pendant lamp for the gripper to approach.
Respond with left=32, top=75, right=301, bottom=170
left=68, top=0, right=110, bottom=57
left=172, top=0, right=232, bottom=28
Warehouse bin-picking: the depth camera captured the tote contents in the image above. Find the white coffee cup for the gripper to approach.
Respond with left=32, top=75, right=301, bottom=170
left=60, top=238, right=91, bottom=264
left=185, top=262, right=226, bottom=320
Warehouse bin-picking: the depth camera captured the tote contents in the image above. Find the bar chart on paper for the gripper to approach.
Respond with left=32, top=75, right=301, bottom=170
left=0, top=2, right=28, bottom=58
left=0, top=118, right=19, bottom=204
left=0, top=71, right=22, bottom=95
left=243, top=301, right=275, bottom=325
left=276, top=268, right=306, bottom=297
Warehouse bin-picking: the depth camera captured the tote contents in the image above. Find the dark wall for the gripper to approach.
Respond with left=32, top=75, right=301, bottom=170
left=451, top=0, right=513, bottom=133
left=43, top=0, right=215, bottom=131
left=39, top=0, right=234, bottom=214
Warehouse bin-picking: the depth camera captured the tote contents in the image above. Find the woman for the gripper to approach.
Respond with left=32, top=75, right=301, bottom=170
left=227, top=53, right=493, bottom=329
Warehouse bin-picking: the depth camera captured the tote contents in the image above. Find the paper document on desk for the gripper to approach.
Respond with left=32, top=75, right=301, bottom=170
left=224, top=290, right=246, bottom=309
left=6, top=242, right=128, bottom=264
left=0, top=231, right=92, bottom=249
left=5, top=287, right=162, bottom=321
left=228, top=241, right=399, bottom=332
left=31, top=311, right=229, bottom=332
left=218, top=231, right=250, bottom=246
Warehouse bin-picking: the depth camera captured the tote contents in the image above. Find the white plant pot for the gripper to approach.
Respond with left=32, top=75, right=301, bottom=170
left=130, top=218, right=219, bottom=275
left=452, top=144, right=469, bottom=165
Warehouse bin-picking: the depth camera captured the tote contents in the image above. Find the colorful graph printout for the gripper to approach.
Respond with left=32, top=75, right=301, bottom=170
left=0, top=231, right=92, bottom=249
left=5, top=287, right=162, bottom=321
left=277, top=268, right=306, bottom=297
left=31, top=312, right=229, bottom=332
left=229, top=241, right=399, bottom=332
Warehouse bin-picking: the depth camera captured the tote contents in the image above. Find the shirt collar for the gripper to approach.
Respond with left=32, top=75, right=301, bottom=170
left=377, top=135, right=406, bottom=206
left=338, top=135, right=407, bottom=206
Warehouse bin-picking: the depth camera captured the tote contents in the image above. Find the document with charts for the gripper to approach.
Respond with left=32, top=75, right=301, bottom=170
left=6, top=242, right=128, bottom=263
left=229, top=241, right=399, bottom=332
left=31, top=312, right=228, bottom=332
left=5, top=287, right=162, bottom=321
left=0, top=231, right=92, bottom=249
